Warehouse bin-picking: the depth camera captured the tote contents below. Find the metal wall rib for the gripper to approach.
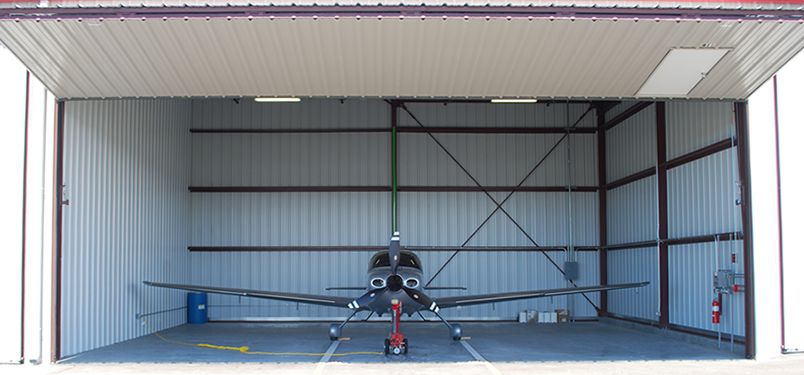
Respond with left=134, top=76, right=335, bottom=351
left=61, top=99, right=192, bottom=357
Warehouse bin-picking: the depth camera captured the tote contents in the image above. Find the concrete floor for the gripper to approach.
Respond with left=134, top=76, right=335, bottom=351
left=6, top=320, right=802, bottom=374
left=56, top=320, right=744, bottom=364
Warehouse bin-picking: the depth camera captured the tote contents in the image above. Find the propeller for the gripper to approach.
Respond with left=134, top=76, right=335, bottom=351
left=389, top=232, right=401, bottom=275
left=348, top=288, right=386, bottom=310
left=403, top=288, right=439, bottom=313
left=348, top=232, right=439, bottom=313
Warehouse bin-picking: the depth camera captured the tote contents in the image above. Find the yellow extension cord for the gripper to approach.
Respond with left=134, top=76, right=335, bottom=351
left=140, top=317, right=383, bottom=356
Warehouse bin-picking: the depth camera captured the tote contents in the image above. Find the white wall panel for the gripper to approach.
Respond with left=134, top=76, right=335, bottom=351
left=666, top=101, right=735, bottom=160
left=607, top=177, right=658, bottom=245
left=608, top=248, right=660, bottom=322
left=191, top=192, right=390, bottom=247
left=61, top=99, right=192, bottom=357
left=605, top=104, right=656, bottom=183
left=669, top=242, right=745, bottom=337
left=667, top=150, right=742, bottom=239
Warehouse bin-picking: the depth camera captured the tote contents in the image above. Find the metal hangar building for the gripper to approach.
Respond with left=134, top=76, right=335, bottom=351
left=0, top=0, right=802, bottom=364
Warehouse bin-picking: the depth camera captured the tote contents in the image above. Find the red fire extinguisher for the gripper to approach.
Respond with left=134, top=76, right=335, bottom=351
left=712, top=299, right=720, bottom=324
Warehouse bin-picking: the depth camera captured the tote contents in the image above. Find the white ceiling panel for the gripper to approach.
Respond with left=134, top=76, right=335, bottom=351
left=1, top=11, right=803, bottom=100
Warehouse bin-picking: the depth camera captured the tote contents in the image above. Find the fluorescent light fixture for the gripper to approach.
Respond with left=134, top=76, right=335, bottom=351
left=636, top=48, right=730, bottom=97
left=490, top=98, right=538, bottom=104
left=254, top=97, right=301, bottom=103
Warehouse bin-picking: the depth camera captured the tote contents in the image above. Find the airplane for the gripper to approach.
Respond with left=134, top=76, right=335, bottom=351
left=145, top=232, right=648, bottom=355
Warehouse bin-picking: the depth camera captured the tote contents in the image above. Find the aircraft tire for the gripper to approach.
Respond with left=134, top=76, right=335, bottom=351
left=450, top=324, right=462, bottom=340
left=329, top=324, right=341, bottom=340
left=403, top=338, right=408, bottom=354
left=384, top=339, right=390, bottom=355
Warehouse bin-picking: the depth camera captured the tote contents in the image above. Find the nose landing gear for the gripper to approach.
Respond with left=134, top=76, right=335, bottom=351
left=384, top=300, right=408, bottom=355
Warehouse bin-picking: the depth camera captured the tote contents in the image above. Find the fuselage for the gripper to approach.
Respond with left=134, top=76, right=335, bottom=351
left=365, top=250, right=425, bottom=316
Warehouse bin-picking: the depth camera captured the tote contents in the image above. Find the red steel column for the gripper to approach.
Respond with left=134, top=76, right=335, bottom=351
left=597, top=104, right=608, bottom=317
left=656, top=102, right=670, bottom=329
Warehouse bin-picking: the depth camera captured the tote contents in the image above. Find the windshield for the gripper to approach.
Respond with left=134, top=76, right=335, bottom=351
left=369, top=251, right=422, bottom=271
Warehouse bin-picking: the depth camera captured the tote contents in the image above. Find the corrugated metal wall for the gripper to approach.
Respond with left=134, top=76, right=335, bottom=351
left=61, top=99, right=193, bottom=357
left=608, top=248, right=660, bottom=321
left=605, top=100, right=744, bottom=335
left=605, top=104, right=656, bottom=182
left=666, top=102, right=744, bottom=335
left=57, top=97, right=747, bottom=351
left=605, top=102, right=659, bottom=322
left=607, top=177, right=658, bottom=245
left=192, top=100, right=603, bottom=320
left=191, top=99, right=393, bottom=320
left=396, top=102, right=601, bottom=319
left=669, top=241, right=745, bottom=337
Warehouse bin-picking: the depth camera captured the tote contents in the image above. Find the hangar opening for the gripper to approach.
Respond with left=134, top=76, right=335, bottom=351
left=51, top=97, right=749, bottom=359
left=1, top=1, right=803, bottom=365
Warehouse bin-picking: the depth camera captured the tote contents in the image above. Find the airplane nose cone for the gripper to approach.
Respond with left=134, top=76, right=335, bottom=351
left=386, top=275, right=403, bottom=292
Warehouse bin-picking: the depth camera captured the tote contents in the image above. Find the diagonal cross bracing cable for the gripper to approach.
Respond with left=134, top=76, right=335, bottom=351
left=404, top=103, right=602, bottom=312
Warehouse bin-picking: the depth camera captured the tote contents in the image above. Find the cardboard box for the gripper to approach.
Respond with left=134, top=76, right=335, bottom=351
left=555, top=309, right=569, bottom=323
left=518, top=311, right=527, bottom=323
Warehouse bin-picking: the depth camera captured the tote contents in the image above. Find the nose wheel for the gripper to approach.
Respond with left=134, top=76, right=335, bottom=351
left=384, top=338, right=408, bottom=355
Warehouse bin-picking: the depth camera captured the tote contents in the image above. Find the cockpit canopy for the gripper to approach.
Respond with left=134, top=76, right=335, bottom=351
left=369, top=251, right=423, bottom=271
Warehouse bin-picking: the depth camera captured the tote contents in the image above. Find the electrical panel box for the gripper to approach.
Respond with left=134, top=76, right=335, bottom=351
left=713, top=269, right=744, bottom=294
left=564, top=261, right=579, bottom=281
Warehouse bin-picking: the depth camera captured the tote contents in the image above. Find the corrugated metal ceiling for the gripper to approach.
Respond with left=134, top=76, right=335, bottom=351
left=1, top=6, right=803, bottom=99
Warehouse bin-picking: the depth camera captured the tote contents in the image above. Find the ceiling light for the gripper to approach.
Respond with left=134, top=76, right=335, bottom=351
left=254, top=97, right=301, bottom=103
left=490, top=98, right=538, bottom=104
left=636, top=48, right=730, bottom=97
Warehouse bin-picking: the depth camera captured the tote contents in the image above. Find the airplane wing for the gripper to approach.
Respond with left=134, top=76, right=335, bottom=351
left=144, top=281, right=355, bottom=309
left=433, top=282, right=649, bottom=309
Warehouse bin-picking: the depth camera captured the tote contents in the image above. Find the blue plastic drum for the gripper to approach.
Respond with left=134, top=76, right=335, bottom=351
left=188, top=292, right=208, bottom=324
